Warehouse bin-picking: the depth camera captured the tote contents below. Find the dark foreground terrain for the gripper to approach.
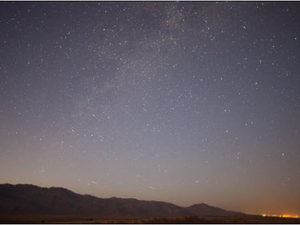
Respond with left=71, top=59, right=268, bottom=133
left=1, top=214, right=300, bottom=224
left=1, top=184, right=299, bottom=223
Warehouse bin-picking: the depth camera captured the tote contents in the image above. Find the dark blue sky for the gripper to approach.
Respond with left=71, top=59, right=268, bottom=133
left=0, top=2, right=300, bottom=215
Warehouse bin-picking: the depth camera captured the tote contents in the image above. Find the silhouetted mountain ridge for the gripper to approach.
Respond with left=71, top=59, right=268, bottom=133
left=0, top=183, right=245, bottom=218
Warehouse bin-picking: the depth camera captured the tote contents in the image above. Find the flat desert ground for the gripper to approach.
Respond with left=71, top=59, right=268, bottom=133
left=1, top=214, right=300, bottom=224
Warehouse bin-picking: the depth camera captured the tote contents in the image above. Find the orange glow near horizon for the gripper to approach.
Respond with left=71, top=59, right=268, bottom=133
left=262, top=214, right=299, bottom=218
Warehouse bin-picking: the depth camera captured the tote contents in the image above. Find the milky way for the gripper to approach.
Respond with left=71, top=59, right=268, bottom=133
left=0, top=2, right=300, bottom=215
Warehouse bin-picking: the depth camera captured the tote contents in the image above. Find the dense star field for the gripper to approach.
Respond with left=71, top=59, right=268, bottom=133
left=0, top=2, right=300, bottom=216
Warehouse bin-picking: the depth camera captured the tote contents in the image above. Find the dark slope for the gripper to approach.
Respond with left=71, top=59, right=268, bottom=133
left=187, top=203, right=245, bottom=217
left=0, top=183, right=245, bottom=218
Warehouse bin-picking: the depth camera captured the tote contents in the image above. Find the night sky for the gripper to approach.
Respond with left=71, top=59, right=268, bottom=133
left=1, top=1, right=300, bottom=216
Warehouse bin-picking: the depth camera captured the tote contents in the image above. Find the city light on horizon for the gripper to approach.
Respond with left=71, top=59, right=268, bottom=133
left=261, top=214, right=299, bottom=218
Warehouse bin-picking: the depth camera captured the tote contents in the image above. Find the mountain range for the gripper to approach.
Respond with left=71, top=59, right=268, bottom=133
left=0, top=183, right=245, bottom=218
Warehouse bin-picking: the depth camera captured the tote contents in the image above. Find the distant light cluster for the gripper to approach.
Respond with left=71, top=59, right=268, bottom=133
left=262, top=214, right=299, bottom=218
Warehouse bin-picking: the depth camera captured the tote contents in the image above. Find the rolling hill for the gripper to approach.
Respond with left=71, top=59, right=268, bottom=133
left=0, top=183, right=245, bottom=218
